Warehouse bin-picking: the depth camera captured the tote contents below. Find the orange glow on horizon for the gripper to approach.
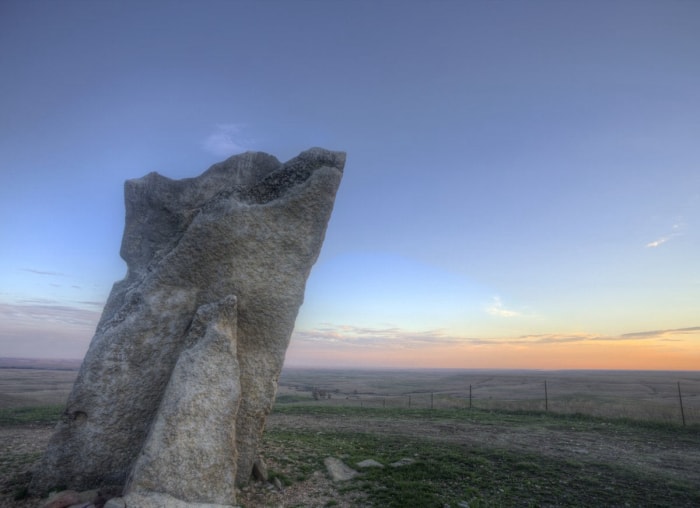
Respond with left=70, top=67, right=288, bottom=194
left=285, top=335, right=700, bottom=370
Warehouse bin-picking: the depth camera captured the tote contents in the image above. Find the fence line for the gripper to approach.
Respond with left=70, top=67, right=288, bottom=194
left=284, top=378, right=698, bottom=426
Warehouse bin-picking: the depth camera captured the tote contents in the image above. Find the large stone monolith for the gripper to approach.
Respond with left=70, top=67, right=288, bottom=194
left=30, top=148, right=345, bottom=506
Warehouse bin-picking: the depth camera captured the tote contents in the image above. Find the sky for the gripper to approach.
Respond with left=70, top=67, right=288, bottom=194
left=1, top=0, right=699, bottom=370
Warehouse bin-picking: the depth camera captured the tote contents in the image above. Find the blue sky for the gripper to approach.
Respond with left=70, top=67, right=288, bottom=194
left=1, top=0, right=699, bottom=368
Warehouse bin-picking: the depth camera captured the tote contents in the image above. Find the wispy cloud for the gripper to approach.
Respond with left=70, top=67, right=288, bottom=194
left=496, top=327, right=700, bottom=345
left=293, top=324, right=479, bottom=349
left=292, top=324, right=700, bottom=350
left=76, top=300, right=106, bottom=307
left=516, top=333, right=598, bottom=344
left=620, top=326, right=700, bottom=340
left=646, top=221, right=684, bottom=248
left=486, top=296, right=520, bottom=317
left=16, top=297, right=62, bottom=305
left=646, top=237, right=667, bottom=248
left=0, top=301, right=101, bottom=358
left=0, top=302, right=101, bottom=328
left=0, top=303, right=100, bottom=358
left=202, top=124, right=253, bottom=157
left=21, top=268, right=65, bottom=276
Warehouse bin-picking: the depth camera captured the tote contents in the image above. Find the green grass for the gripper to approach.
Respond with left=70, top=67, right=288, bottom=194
left=272, top=402, right=699, bottom=434
left=0, top=451, right=42, bottom=476
left=265, top=404, right=700, bottom=507
left=0, top=405, right=63, bottom=426
left=3, top=403, right=698, bottom=506
left=263, top=425, right=700, bottom=507
left=274, top=393, right=313, bottom=404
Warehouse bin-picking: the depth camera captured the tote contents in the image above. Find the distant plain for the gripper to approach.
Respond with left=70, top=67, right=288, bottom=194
left=277, top=367, right=700, bottom=425
left=1, top=358, right=699, bottom=507
left=1, top=359, right=698, bottom=425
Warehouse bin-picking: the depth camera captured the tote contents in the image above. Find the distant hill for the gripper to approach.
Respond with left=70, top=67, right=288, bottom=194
left=0, top=357, right=82, bottom=371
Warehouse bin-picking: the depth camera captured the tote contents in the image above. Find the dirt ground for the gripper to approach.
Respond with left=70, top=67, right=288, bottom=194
left=2, top=411, right=698, bottom=507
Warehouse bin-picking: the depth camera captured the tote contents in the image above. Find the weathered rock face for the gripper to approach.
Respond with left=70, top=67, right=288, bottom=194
left=30, top=148, right=345, bottom=505
left=125, top=295, right=240, bottom=504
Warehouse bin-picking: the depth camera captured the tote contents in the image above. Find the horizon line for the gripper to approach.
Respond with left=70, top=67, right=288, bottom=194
left=2, top=357, right=698, bottom=374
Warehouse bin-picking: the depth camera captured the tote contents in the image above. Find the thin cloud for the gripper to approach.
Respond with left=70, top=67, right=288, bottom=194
left=0, top=302, right=101, bottom=328
left=620, top=326, right=700, bottom=340
left=293, top=325, right=471, bottom=349
left=202, top=124, right=252, bottom=158
left=0, top=302, right=100, bottom=358
left=646, top=237, right=669, bottom=248
left=516, top=328, right=700, bottom=344
left=76, top=300, right=106, bottom=307
left=517, top=333, right=598, bottom=344
left=0, top=303, right=98, bottom=358
left=16, top=297, right=61, bottom=305
left=292, top=324, right=700, bottom=350
left=22, top=268, right=65, bottom=276
left=486, top=296, right=520, bottom=317
left=646, top=221, right=684, bottom=248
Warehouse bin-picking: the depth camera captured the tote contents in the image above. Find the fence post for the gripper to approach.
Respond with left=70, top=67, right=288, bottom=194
left=544, top=380, right=548, bottom=412
left=408, top=394, right=411, bottom=408
left=383, top=397, right=386, bottom=408
left=431, top=392, right=434, bottom=410
left=469, top=384, right=472, bottom=409
left=678, top=381, right=686, bottom=426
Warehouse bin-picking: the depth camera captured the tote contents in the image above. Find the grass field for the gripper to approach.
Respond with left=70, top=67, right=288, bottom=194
left=1, top=360, right=699, bottom=506
left=260, top=405, right=700, bottom=507
left=277, top=368, right=700, bottom=425
left=2, top=359, right=697, bottom=425
left=0, top=357, right=79, bottom=409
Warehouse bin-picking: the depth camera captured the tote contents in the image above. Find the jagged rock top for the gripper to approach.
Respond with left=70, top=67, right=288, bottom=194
left=120, top=148, right=346, bottom=274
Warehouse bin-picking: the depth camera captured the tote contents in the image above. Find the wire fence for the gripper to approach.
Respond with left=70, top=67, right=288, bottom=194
left=282, top=377, right=700, bottom=426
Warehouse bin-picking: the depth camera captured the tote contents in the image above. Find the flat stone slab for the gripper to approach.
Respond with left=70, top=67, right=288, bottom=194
left=356, top=459, right=384, bottom=468
left=104, top=499, right=127, bottom=508
left=389, top=457, right=416, bottom=467
left=324, top=457, right=359, bottom=481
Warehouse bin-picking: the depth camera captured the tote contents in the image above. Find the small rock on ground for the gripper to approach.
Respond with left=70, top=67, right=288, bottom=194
left=356, top=459, right=384, bottom=468
left=42, top=490, right=80, bottom=508
left=104, top=498, right=126, bottom=508
left=389, top=457, right=416, bottom=467
left=323, top=457, right=359, bottom=481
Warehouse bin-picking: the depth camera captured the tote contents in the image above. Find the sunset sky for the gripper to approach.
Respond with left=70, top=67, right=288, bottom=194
left=1, top=1, right=698, bottom=370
